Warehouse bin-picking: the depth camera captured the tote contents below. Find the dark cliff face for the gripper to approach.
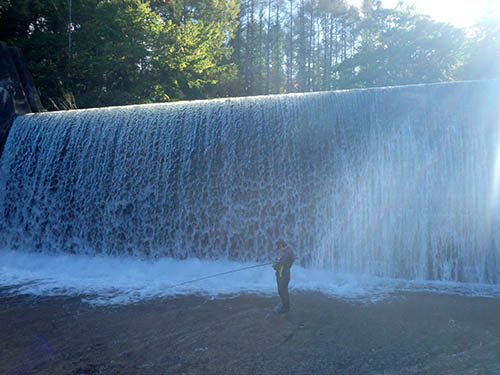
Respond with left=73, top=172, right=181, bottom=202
left=0, top=42, right=43, bottom=115
left=5, top=45, right=43, bottom=114
left=0, top=42, right=43, bottom=157
left=0, top=87, right=15, bottom=157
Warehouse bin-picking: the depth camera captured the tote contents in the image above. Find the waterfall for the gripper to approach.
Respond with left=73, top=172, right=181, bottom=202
left=1, top=80, right=499, bottom=284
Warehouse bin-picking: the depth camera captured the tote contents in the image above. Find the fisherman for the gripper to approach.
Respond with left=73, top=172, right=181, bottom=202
left=272, top=239, right=295, bottom=313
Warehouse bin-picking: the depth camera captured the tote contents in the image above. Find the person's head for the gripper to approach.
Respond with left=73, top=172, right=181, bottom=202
left=276, top=239, right=288, bottom=251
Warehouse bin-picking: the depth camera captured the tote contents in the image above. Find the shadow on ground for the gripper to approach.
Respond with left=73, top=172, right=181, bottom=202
left=1, top=290, right=499, bottom=374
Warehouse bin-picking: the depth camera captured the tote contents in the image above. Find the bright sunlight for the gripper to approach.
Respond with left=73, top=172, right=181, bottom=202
left=351, top=0, right=500, bottom=28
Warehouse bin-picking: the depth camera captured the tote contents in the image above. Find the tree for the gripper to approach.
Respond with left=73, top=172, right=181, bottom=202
left=458, top=18, right=500, bottom=80
left=345, top=6, right=464, bottom=88
left=269, top=0, right=285, bottom=93
left=0, top=0, right=239, bottom=108
left=2, top=0, right=498, bottom=106
left=0, top=0, right=76, bottom=108
left=70, top=0, right=163, bottom=107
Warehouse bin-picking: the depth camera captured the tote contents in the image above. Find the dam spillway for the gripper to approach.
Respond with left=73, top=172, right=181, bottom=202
left=1, top=80, right=500, bottom=285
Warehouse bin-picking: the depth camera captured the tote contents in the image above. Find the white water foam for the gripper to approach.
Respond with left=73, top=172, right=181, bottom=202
left=2, top=81, right=499, bottom=284
left=2, top=250, right=500, bottom=305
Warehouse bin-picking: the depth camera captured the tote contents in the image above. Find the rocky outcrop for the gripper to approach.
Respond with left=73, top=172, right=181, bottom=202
left=6, top=45, right=43, bottom=114
left=0, top=41, right=43, bottom=157
left=0, top=87, right=15, bottom=156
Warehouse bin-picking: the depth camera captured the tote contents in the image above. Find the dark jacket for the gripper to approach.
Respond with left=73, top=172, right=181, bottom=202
left=273, top=248, right=295, bottom=279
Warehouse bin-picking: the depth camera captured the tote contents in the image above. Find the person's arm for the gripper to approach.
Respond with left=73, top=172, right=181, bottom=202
left=287, top=251, right=295, bottom=267
left=273, top=255, right=282, bottom=270
left=274, top=251, right=292, bottom=276
left=281, top=251, right=294, bottom=268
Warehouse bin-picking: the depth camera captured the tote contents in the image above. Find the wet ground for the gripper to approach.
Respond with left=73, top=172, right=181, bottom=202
left=1, top=289, right=500, bottom=374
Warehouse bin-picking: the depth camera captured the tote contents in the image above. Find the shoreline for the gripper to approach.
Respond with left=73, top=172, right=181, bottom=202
left=2, top=290, right=500, bottom=374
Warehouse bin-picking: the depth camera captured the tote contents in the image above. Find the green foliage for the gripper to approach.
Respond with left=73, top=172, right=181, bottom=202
left=70, top=0, right=163, bottom=107
left=348, top=8, right=465, bottom=88
left=458, top=18, right=500, bottom=80
left=0, top=0, right=239, bottom=108
left=151, top=0, right=240, bottom=99
left=0, top=0, right=72, bottom=108
left=0, top=0, right=498, bottom=108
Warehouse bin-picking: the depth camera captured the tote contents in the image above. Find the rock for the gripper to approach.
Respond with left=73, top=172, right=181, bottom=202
left=8, top=46, right=43, bottom=113
left=0, top=87, right=15, bottom=156
left=0, top=41, right=30, bottom=114
left=0, top=41, right=43, bottom=157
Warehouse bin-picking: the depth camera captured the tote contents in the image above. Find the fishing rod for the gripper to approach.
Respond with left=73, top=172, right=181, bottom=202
left=172, top=262, right=273, bottom=288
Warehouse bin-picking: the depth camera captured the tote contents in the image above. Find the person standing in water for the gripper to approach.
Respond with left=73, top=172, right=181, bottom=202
left=273, top=239, right=295, bottom=313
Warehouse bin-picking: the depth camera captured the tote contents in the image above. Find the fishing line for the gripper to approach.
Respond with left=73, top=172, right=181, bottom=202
left=171, top=262, right=273, bottom=288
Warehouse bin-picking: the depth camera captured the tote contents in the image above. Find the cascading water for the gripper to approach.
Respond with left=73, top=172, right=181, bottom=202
left=1, top=80, right=500, bottom=292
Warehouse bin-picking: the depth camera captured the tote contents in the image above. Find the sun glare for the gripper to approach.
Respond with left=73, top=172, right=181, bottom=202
left=487, top=100, right=500, bottom=241
left=350, top=0, right=500, bottom=28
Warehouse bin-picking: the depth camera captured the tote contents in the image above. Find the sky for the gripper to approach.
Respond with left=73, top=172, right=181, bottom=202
left=349, top=0, right=500, bottom=28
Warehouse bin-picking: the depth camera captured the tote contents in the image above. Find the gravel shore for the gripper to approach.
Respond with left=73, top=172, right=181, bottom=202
left=2, top=289, right=500, bottom=374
